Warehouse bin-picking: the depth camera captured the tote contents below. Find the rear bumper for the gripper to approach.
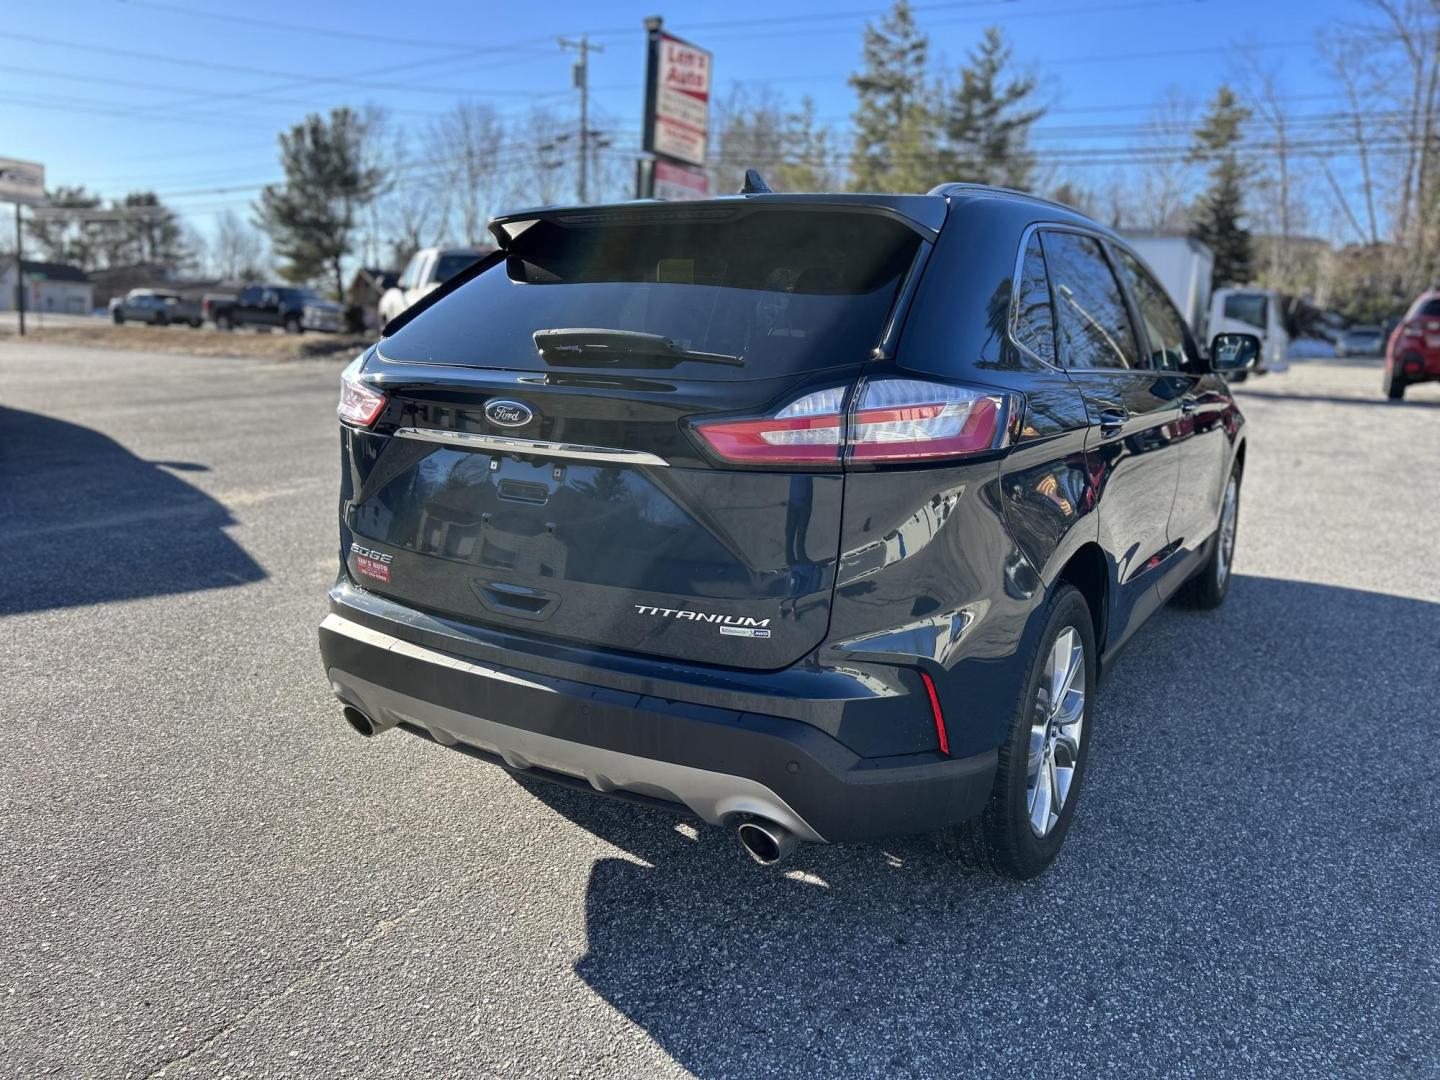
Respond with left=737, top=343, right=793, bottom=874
left=318, top=611, right=997, bottom=844
left=1393, top=351, right=1440, bottom=380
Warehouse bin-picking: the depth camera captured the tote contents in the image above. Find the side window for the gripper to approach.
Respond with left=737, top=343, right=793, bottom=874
left=240, top=286, right=261, bottom=305
left=1112, top=248, right=1195, bottom=372
left=1042, top=231, right=1138, bottom=371
left=1012, top=232, right=1056, bottom=365
left=419, top=253, right=437, bottom=286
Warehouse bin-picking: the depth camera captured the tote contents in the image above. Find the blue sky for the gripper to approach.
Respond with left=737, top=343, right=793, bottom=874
left=0, top=0, right=1361, bottom=242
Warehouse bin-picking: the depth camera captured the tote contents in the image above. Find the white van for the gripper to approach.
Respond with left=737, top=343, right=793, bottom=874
left=1209, top=288, right=1289, bottom=375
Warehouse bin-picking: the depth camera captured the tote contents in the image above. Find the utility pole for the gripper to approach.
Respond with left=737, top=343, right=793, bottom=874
left=14, top=202, right=24, bottom=336
left=559, top=35, right=604, bottom=203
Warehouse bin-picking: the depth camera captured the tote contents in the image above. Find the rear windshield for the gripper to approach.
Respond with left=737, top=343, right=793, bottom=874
left=1222, top=293, right=1268, bottom=329
left=380, top=209, right=923, bottom=377
left=1416, top=299, right=1440, bottom=318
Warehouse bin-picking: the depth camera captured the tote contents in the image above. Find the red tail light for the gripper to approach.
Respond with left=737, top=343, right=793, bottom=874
left=692, top=379, right=1011, bottom=465
left=338, top=355, right=388, bottom=428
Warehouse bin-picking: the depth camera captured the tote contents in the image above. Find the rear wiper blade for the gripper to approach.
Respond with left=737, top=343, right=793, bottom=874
left=533, top=328, right=744, bottom=368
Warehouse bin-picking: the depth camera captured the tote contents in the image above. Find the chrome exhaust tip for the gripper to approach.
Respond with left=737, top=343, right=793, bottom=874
left=341, top=705, right=379, bottom=738
left=736, top=819, right=797, bottom=866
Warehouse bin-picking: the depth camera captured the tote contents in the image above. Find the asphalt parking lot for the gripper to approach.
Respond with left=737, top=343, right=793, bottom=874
left=1, top=343, right=1437, bottom=1079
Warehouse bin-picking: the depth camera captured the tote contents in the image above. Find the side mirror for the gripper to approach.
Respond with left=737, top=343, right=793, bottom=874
left=1209, top=332, right=1261, bottom=372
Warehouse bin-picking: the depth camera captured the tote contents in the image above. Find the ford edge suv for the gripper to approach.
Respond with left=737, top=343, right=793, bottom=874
left=318, top=184, right=1257, bottom=878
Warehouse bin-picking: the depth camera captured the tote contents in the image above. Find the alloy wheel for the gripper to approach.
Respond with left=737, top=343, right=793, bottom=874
left=1026, top=627, right=1086, bottom=837
left=1216, top=475, right=1239, bottom=585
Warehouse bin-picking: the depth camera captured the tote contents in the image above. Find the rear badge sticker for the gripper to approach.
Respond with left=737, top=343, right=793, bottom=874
left=350, top=543, right=393, bottom=584
left=720, top=626, right=771, bottom=638
left=634, top=604, right=770, bottom=639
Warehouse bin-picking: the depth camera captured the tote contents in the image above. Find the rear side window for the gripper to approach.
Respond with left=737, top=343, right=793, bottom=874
left=1012, top=232, right=1056, bottom=365
left=1042, top=231, right=1138, bottom=371
left=380, top=209, right=923, bottom=378
left=1112, top=248, right=1194, bottom=372
left=1416, top=299, right=1440, bottom=318
left=1223, top=293, right=1267, bottom=328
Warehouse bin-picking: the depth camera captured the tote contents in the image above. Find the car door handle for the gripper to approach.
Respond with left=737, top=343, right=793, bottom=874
left=1098, top=409, right=1128, bottom=437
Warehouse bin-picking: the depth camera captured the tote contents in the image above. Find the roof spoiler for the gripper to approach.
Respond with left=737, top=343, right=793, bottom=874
left=488, top=193, right=946, bottom=247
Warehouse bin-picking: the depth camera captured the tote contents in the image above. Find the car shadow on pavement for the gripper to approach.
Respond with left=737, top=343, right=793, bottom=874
left=0, top=406, right=264, bottom=614
left=515, top=574, right=1438, bottom=1078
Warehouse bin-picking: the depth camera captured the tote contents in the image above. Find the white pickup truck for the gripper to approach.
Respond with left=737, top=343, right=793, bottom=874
left=378, top=247, right=487, bottom=331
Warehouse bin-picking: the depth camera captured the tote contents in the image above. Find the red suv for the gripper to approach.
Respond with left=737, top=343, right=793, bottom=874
left=1385, top=292, right=1440, bottom=398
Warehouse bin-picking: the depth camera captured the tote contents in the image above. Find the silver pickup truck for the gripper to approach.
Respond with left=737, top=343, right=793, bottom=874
left=109, top=289, right=203, bottom=327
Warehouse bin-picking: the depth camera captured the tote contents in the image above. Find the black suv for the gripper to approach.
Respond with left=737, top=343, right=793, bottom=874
left=319, top=185, right=1257, bottom=878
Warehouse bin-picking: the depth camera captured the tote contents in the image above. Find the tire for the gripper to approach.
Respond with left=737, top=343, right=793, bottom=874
left=1177, top=464, right=1241, bottom=610
left=190, top=319, right=202, bottom=329
left=959, top=584, right=1097, bottom=880
left=284, top=316, right=302, bottom=335
left=1229, top=371, right=1249, bottom=383
left=112, top=311, right=123, bottom=325
left=153, top=314, right=168, bottom=327
left=1383, top=368, right=1406, bottom=400
left=216, top=314, right=233, bottom=332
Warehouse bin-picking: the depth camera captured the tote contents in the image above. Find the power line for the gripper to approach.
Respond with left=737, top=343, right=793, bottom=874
left=110, top=0, right=561, bottom=54
left=0, top=31, right=565, bottom=99
left=0, top=58, right=558, bottom=122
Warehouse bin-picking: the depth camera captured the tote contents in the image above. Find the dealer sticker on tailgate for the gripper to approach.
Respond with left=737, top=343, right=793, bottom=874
left=350, top=542, right=393, bottom=584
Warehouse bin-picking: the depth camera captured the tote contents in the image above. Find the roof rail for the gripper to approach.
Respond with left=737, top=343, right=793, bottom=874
left=927, top=181, right=1083, bottom=217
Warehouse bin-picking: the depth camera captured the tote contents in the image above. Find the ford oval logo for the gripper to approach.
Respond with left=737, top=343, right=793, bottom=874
left=484, top=399, right=534, bottom=428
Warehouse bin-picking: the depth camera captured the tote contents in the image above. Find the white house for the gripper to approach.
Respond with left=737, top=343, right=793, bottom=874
left=1, top=258, right=94, bottom=314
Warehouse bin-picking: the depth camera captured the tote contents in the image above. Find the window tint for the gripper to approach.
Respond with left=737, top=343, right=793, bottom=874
left=1042, top=231, right=1138, bottom=370
left=240, top=286, right=262, bottom=305
left=381, top=210, right=922, bottom=378
left=1222, top=293, right=1267, bottom=329
left=1416, top=299, right=1440, bottom=318
left=1012, top=232, right=1056, bottom=364
left=1113, top=248, right=1192, bottom=371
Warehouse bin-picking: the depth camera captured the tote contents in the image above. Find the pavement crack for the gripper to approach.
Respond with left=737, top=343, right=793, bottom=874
left=142, top=876, right=461, bottom=1078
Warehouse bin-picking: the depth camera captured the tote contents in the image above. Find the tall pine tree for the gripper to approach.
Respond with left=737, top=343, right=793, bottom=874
left=848, top=1, right=936, bottom=192
left=255, top=108, right=384, bottom=298
left=1189, top=86, right=1253, bottom=288
left=941, top=27, right=1044, bottom=189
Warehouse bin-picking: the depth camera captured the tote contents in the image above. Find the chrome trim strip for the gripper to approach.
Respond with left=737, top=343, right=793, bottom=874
left=321, top=613, right=554, bottom=692
left=393, top=426, right=669, bottom=467
left=321, top=614, right=825, bottom=842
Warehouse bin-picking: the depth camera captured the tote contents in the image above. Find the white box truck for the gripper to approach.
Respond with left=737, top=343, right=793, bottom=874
left=1121, top=231, right=1215, bottom=339
left=1207, top=287, right=1289, bottom=375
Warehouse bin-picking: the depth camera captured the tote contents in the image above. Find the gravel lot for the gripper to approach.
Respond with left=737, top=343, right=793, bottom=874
left=1, top=343, right=1436, bottom=1079
left=1, top=317, right=372, bottom=361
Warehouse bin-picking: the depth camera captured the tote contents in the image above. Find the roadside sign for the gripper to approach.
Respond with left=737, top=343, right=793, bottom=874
left=643, top=30, right=712, bottom=168
left=653, top=160, right=709, bottom=201
left=0, top=157, right=45, bottom=205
